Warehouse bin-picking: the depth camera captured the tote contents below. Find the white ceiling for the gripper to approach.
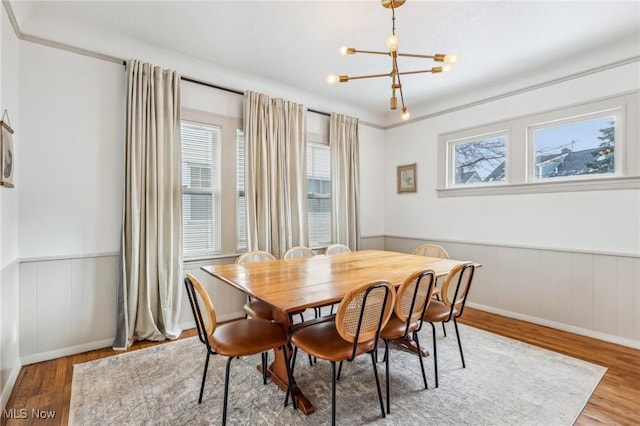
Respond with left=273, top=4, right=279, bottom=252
left=8, top=1, right=640, bottom=123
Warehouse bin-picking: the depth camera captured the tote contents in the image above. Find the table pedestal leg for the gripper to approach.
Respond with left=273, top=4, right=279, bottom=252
left=393, top=336, right=430, bottom=357
left=257, top=345, right=314, bottom=415
left=255, top=309, right=315, bottom=415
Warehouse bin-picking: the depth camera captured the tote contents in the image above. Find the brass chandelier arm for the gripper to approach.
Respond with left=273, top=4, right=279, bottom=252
left=350, top=49, right=391, bottom=56
left=396, top=52, right=439, bottom=59
left=342, top=72, right=393, bottom=81
left=397, top=67, right=442, bottom=76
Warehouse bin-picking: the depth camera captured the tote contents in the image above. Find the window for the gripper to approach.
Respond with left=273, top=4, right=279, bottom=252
left=307, top=141, right=331, bottom=248
left=530, top=115, right=616, bottom=180
left=437, top=92, right=639, bottom=196
left=451, top=134, right=507, bottom=186
left=181, top=121, right=221, bottom=257
left=237, top=130, right=247, bottom=251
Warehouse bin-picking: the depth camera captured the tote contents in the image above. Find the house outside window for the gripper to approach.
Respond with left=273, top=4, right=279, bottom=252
left=452, top=134, right=507, bottom=185
left=531, top=116, right=616, bottom=180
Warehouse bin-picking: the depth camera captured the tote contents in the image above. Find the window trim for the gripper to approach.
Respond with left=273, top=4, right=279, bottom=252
left=437, top=91, right=639, bottom=197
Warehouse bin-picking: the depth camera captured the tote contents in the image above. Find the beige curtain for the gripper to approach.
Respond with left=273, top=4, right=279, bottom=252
left=244, top=91, right=307, bottom=258
left=330, top=113, right=360, bottom=250
left=114, top=60, right=183, bottom=349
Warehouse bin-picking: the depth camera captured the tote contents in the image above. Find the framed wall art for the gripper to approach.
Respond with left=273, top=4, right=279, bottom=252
left=1, top=115, right=15, bottom=188
left=397, top=163, right=416, bottom=193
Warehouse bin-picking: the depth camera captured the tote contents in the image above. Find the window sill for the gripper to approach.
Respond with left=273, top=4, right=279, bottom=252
left=436, top=176, right=640, bottom=197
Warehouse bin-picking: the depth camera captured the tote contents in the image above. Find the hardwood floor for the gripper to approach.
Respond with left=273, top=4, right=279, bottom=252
left=3, top=308, right=639, bottom=425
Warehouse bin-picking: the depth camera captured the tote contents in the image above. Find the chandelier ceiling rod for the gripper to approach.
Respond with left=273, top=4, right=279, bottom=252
left=327, top=0, right=458, bottom=121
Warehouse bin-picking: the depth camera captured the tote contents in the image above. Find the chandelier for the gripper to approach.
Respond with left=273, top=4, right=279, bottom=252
left=326, top=0, right=458, bottom=121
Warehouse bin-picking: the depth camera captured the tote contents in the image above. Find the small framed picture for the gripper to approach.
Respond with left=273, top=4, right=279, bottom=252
left=0, top=120, right=14, bottom=188
left=397, top=163, right=416, bottom=193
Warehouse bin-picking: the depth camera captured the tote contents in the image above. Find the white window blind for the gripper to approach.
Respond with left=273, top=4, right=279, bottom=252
left=236, top=130, right=247, bottom=251
left=181, top=121, right=221, bottom=257
left=307, top=142, right=331, bottom=248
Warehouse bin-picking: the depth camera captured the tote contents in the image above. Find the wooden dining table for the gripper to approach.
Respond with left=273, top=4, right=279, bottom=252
left=201, top=249, right=478, bottom=415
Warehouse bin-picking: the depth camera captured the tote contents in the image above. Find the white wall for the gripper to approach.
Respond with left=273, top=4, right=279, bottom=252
left=385, top=64, right=640, bottom=253
left=1, top=3, right=21, bottom=410
left=16, top=34, right=387, bottom=365
left=384, top=62, right=640, bottom=347
left=19, top=42, right=124, bottom=259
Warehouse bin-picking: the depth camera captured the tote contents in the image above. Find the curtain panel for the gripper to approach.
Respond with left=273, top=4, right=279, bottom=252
left=243, top=91, right=308, bottom=258
left=114, top=60, right=183, bottom=349
left=330, top=113, right=360, bottom=250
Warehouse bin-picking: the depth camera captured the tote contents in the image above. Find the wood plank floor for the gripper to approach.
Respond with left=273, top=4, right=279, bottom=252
left=3, top=308, right=639, bottom=425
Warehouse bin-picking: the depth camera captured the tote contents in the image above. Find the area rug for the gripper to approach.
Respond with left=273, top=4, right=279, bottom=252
left=70, top=324, right=605, bottom=425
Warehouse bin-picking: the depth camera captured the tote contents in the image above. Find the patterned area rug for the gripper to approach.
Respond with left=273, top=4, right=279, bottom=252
left=70, top=324, right=605, bottom=425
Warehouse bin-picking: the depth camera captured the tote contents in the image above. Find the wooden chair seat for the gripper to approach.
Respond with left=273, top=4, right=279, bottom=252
left=209, top=318, right=287, bottom=357
left=291, top=321, right=376, bottom=362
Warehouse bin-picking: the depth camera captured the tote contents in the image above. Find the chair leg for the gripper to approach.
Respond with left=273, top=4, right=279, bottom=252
left=370, top=351, right=386, bottom=419
left=337, top=360, right=343, bottom=381
left=222, top=356, right=233, bottom=426
left=198, top=351, right=211, bottom=404
left=453, top=318, right=466, bottom=368
left=413, top=331, right=428, bottom=389
left=442, top=322, right=447, bottom=337
left=384, top=339, right=391, bottom=414
left=430, top=322, right=439, bottom=388
left=261, top=352, right=268, bottom=385
left=331, top=361, right=337, bottom=426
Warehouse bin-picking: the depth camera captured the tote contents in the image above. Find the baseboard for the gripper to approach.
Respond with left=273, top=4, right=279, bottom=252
left=20, top=338, right=115, bottom=366
left=468, top=302, right=640, bottom=350
left=1, top=365, right=21, bottom=411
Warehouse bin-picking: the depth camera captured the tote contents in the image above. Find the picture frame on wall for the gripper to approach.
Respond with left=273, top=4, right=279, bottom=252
left=397, top=163, right=417, bottom=193
left=1, top=120, right=15, bottom=188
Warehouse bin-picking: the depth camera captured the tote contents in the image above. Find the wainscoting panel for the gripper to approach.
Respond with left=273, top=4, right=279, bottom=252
left=19, top=256, right=118, bottom=364
left=20, top=254, right=246, bottom=365
left=1, top=260, right=21, bottom=411
left=384, top=236, right=640, bottom=349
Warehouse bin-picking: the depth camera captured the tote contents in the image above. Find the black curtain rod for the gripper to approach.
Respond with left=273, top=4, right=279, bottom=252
left=181, top=76, right=331, bottom=118
left=122, top=62, right=332, bottom=118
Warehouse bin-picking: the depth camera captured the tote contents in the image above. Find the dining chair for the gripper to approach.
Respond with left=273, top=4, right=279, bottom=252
left=183, top=274, right=296, bottom=425
left=283, top=245, right=319, bottom=320
left=237, top=250, right=277, bottom=321
left=236, top=250, right=279, bottom=380
left=412, top=243, right=450, bottom=259
left=423, top=261, right=476, bottom=388
left=379, top=269, right=435, bottom=413
left=412, top=243, right=449, bottom=334
left=283, top=246, right=315, bottom=259
left=288, top=280, right=395, bottom=426
left=324, top=244, right=352, bottom=255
